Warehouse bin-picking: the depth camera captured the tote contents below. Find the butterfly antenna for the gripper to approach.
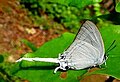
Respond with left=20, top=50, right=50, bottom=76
left=105, top=40, right=116, bottom=54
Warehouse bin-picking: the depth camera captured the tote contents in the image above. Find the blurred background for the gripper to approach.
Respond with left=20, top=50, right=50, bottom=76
left=0, top=0, right=120, bottom=82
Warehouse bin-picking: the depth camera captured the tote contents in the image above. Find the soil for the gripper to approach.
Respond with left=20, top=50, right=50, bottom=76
left=0, top=0, right=62, bottom=62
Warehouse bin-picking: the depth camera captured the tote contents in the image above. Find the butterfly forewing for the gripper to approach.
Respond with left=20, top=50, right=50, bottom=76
left=63, top=21, right=105, bottom=69
left=75, top=21, right=105, bottom=57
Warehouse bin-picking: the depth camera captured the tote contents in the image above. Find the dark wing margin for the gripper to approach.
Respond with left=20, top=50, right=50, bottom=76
left=74, top=21, right=105, bottom=56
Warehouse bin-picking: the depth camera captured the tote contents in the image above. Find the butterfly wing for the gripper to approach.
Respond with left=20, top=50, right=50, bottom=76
left=75, top=21, right=105, bottom=57
left=61, top=21, right=105, bottom=69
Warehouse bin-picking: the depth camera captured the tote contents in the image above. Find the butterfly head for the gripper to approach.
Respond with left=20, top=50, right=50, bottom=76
left=54, top=53, right=70, bottom=73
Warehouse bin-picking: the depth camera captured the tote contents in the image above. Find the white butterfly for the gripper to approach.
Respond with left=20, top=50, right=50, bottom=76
left=16, top=21, right=105, bottom=73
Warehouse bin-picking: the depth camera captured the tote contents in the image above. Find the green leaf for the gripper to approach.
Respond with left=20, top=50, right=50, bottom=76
left=0, top=78, right=5, bottom=82
left=14, top=32, right=88, bottom=82
left=13, top=23, right=120, bottom=81
left=16, top=33, right=75, bottom=68
left=21, top=39, right=37, bottom=52
left=34, top=32, right=75, bottom=58
left=115, top=0, right=120, bottom=12
left=93, top=23, right=120, bottom=79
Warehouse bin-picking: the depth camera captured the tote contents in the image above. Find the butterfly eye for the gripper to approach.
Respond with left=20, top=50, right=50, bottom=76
left=61, top=56, right=64, bottom=59
left=60, top=55, right=66, bottom=59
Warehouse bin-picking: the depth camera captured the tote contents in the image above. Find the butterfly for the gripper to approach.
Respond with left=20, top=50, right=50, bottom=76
left=16, top=21, right=106, bottom=73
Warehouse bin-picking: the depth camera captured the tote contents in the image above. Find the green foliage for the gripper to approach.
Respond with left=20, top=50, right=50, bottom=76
left=115, top=0, right=120, bottom=12
left=11, top=23, right=120, bottom=81
left=4, top=0, right=120, bottom=81
left=0, top=55, right=22, bottom=82
left=0, top=55, right=4, bottom=63
left=20, top=0, right=103, bottom=32
left=21, top=39, right=37, bottom=52
left=43, top=0, right=102, bottom=8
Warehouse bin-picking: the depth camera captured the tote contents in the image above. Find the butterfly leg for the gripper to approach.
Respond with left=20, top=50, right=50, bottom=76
left=54, top=67, right=60, bottom=73
left=104, top=55, right=108, bottom=67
